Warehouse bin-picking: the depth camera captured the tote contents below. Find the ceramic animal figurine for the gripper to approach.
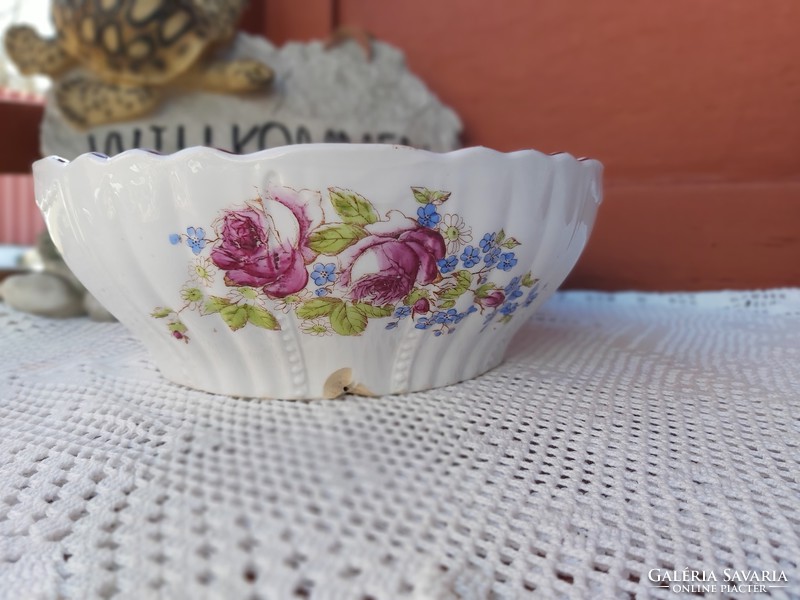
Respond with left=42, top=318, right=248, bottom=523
left=4, top=0, right=273, bottom=128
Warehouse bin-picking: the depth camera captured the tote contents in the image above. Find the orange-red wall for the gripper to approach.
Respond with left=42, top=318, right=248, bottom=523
left=335, top=1, right=800, bottom=289
left=338, top=0, right=800, bottom=184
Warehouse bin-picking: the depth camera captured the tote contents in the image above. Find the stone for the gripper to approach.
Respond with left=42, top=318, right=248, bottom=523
left=35, top=230, right=85, bottom=292
left=84, top=292, right=116, bottom=322
left=41, top=256, right=86, bottom=295
left=0, top=272, right=85, bottom=318
left=42, top=34, right=462, bottom=159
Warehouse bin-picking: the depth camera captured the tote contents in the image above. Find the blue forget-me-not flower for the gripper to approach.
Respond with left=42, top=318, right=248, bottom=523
left=460, top=245, right=480, bottom=268
left=437, top=255, right=458, bottom=274
left=479, top=232, right=496, bottom=252
left=312, top=263, right=336, bottom=286
left=483, top=246, right=501, bottom=267
left=186, top=227, right=206, bottom=255
left=498, top=252, right=518, bottom=272
left=417, top=204, right=441, bottom=228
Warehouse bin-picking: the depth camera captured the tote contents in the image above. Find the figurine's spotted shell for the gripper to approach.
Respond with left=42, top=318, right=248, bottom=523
left=4, top=0, right=273, bottom=127
left=53, top=0, right=246, bottom=85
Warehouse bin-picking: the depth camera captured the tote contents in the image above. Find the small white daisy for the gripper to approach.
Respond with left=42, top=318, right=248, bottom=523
left=440, top=214, right=472, bottom=255
left=301, top=319, right=333, bottom=337
left=274, top=290, right=310, bottom=313
left=179, top=284, right=204, bottom=310
left=189, top=257, right=215, bottom=286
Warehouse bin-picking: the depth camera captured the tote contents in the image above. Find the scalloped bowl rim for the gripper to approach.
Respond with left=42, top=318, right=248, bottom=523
left=36, top=143, right=603, bottom=172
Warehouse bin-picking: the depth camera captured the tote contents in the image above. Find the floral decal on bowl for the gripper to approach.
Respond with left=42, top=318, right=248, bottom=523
left=151, top=185, right=540, bottom=342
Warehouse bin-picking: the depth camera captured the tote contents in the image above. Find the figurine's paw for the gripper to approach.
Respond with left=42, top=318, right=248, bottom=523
left=186, top=58, right=274, bottom=92
left=4, top=25, right=43, bottom=74
left=219, top=59, right=275, bottom=91
left=4, top=25, right=72, bottom=76
left=55, top=76, right=159, bottom=129
left=202, top=59, right=275, bottom=92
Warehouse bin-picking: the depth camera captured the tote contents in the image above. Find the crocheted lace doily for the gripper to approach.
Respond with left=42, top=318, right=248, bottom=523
left=1, top=289, right=799, bottom=599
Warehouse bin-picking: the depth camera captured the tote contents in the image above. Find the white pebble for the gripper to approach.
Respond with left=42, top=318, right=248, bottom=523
left=84, top=292, right=116, bottom=322
left=0, top=272, right=86, bottom=318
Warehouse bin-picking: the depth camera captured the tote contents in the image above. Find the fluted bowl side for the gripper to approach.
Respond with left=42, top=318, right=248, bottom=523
left=33, top=144, right=602, bottom=399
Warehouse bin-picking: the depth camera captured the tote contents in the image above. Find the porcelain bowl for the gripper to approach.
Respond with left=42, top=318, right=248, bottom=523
left=34, top=144, right=602, bottom=399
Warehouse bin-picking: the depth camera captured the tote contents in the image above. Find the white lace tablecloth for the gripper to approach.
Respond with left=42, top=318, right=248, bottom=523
left=1, top=290, right=799, bottom=600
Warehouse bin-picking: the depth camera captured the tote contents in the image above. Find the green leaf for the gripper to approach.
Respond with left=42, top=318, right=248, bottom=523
left=330, top=303, right=368, bottom=336
left=296, top=297, right=342, bottom=320
left=438, top=299, right=456, bottom=309
left=203, top=296, right=231, bottom=314
left=433, top=190, right=451, bottom=204
left=354, top=303, right=393, bottom=318
left=412, top=186, right=430, bottom=204
left=411, top=187, right=451, bottom=205
left=240, top=287, right=259, bottom=300
left=220, top=304, right=248, bottom=331
left=495, top=229, right=506, bottom=245
left=403, top=289, right=429, bottom=306
left=151, top=307, right=172, bottom=318
left=438, top=270, right=472, bottom=301
left=439, top=287, right=468, bottom=301
left=474, top=283, right=496, bottom=299
left=168, top=321, right=187, bottom=333
left=454, top=270, right=472, bottom=290
left=246, top=305, right=280, bottom=330
left=521, top=272, right=537, bottom=287
left=499, top=314, right=513, bottom=324
left=501, top=237, right=521, bottom=249
left=328, top=188, right=379, bottom=225
left=308, top=223, right=367, bottom=255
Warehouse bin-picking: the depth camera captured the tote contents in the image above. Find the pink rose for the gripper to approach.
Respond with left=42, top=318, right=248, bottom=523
left=211, top=185, right=323, bottom=298
left=478, top=290, right=506, bottom=308
left=413, top=297, right=431, bottom=314
left=339, top=212, right=446, bottom=305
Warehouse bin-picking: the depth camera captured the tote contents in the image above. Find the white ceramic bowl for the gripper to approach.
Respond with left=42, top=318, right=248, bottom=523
left=34, top=144, right=602, bottom=399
